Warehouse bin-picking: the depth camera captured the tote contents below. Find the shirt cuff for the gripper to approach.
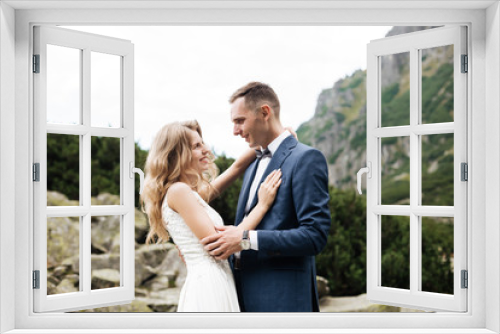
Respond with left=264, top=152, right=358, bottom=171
left=249, top=230, right=259, bottom=250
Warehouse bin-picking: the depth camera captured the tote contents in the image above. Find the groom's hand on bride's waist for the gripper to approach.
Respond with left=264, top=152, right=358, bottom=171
left=200, top=225, right=244, bottom=260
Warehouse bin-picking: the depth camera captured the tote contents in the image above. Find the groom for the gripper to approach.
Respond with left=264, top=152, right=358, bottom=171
left=201, top=82, right=331, bottom=312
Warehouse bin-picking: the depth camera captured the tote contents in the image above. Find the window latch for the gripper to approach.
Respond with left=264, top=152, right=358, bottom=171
left=356, top=162, right=372, bottom=195
left=130, top=162, right=144, bottom=194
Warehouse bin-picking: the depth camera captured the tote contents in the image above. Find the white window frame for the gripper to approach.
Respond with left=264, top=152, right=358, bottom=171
left=1, top=1, right=499, bottom=333
left=366, top=26, right=468, bottom=312
left=33, top=25, right=136, bottom=312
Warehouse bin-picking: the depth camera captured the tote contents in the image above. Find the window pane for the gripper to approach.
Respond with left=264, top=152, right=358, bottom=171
left=91, top=215, right=121, bottom=290
left=421, top=45, right=454, bottom=124
left=47, top=216, right=80, bottom=295
left=381, top=137, right=410, bottom=205
left=421, top=133, right=454, bottom=206
left=381, top=215, right=410, bottom=290
left=380, top=52, right=410, bottom=127
left=421, top=217, right=454, bottom=294
left=91, top=52, right=121, bottom=128
left=91, top=136, right=121, bottom=205
left=47, top=134, right=80, bottom=206
left=47, top=45, right=81, bottom=125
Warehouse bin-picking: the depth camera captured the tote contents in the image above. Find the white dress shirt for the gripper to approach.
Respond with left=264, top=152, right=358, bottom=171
left=244, top=130, right=291, bottom=250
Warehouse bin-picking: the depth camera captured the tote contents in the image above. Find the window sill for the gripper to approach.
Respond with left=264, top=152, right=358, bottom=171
left=4, top=329, right=498, bottom=334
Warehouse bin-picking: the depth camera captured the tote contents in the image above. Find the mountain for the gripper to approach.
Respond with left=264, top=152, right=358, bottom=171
left=296, top=26, right=454, bottom=206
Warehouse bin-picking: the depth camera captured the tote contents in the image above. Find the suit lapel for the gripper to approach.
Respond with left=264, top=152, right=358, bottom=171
left=247, top=136, right=298, bottom=212
left=235, top=159, right=259, bottom=225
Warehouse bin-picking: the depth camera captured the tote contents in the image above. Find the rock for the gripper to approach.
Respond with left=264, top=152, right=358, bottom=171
left=55, top=278, right=79, bottom=294
left=135, top=209, right=149, bottom=244
left=78, top=299, right=153, bottom=313
left=134, top=287, right=149, bottom=298
left=316, top=276, right=330, bottom=299
left=91, top=268, right=120, bottom=289
left=92, top=193, right=120, bottom=205
left=138, top=287, right=181, bottom=312
left=163, top=246, right=187, bottom=288
left=134, top=243, right=174, bottom=286
left=90, top=215, right=120, bottom=254
left=319, top=293, right=428, bottom=312
left=47, top=191, right=79, bottom=206
left=319, top=294, right=393, bottom=312
left=142, top=275, right=169, bottom=291
left=47, top=216, right=80, bottom=269
left=90, top=253, right=121, bottom=272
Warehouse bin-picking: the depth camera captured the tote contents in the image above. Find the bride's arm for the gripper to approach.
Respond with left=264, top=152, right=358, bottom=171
left=198, top=148, right=256, bottom=202
left=168, top=182, right=218, bottom=240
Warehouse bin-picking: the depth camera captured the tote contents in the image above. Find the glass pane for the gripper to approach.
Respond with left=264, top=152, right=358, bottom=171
left=421, top=133, right=454, bottom=206
left=91, top=136, right=121, bottom=205
left=47, top=216, right=80, bottom=295
left=380, top=52, right=410, bottom=127
left=421, top=217, right=454, bottom=294
left=381, top=215, right=410, bottom=290
left=47, top=134, right=80, bottom=206
left=421, top=45, right=454, bottom=124
left=381, top=137, right=410, bottom=205
left=47, top=44, right=81, bottom=125
left=91, top=215, right=121, bottom=290
left=91, top=52, right=121, bottom=128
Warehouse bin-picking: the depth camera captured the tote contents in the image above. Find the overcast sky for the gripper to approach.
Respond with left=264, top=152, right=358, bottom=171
left=64, top=26, right=391, bottom=158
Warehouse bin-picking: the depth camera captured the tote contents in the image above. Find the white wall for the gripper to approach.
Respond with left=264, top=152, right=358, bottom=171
left=0, top=2, right=16, bottom=333
left=486, top=2, right=500, bottom=333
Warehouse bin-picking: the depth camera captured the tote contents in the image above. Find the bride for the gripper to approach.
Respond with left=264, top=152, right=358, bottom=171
left=140, top=120, right=281, bottom=312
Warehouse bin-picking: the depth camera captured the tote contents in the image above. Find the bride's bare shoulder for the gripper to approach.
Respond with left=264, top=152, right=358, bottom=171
left=166, top=182, right=194, bottom=208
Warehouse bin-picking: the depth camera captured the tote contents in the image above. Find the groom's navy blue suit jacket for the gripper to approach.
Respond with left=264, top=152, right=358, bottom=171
left=233, top=136, right=331, bottom=312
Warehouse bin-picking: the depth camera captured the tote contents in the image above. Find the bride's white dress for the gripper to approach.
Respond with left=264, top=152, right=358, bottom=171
left=162, top=190, right=240, bottom=312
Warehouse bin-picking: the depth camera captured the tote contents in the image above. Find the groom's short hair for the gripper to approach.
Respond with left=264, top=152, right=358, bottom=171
left=229, top=82, right=281, bottom=118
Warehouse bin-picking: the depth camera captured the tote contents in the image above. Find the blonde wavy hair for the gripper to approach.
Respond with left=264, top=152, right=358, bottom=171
left=140, top=120, right=218, bottom=244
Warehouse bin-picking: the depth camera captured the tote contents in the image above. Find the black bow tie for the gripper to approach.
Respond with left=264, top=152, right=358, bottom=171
left=255, top=148, right=272, bottom=159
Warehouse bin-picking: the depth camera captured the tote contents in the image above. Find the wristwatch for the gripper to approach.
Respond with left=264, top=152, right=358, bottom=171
left=240, top=230, right=251, bottom=250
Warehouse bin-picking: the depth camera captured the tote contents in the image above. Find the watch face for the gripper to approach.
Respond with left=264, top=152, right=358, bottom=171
left=241, top=239, right=251, bottom=250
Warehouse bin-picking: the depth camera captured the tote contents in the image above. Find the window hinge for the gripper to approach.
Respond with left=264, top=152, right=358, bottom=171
left=461, top=162, right=468, bottom=181
left=461, top=270, right=468, bottom=289
left=461, top=54, right=468, bottom=73
left=33, top=270, right=40, bottom=289
left=33, top=54, right=40, bottom=73
left=33, top=163, right=40, bottom=182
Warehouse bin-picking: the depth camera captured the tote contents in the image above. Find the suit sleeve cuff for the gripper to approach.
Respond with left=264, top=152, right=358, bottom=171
left=249, top=230, right=259, bottom=250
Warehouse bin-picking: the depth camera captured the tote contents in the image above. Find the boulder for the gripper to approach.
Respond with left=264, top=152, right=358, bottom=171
left=91, top=268, right=120, bottom=289
left=134, top=243, right=174, bottom=286
left=47, top=191, right=79, bottom=206
left=47, top=216, right=80, bottom=269
left=55, top=278, right=79, bottom=294
left=316, top=276, right=330, bottom=299
left=78, top=299, right=153, bottom=313
left=138, top=287, right=181, bottom=312
left=90, top=215, right=121, bottom=254
left=92, top=193, right=120, bottom=205
left=89, top=253, right=121, bottom=272
left=134, top=209, right=149, bottom=244
left=163, top=246, right=187, bottom=288
left=319, top=293, right=426, bottom=312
